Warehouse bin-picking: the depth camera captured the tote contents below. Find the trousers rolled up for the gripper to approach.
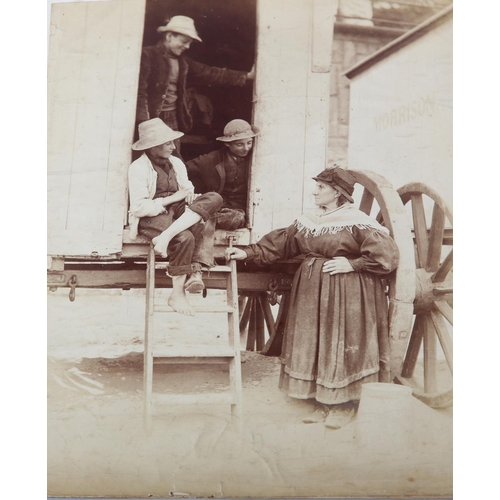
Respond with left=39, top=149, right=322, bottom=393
left=138, top=192, right=223, bottom=275
left=216, top=207, right=246, bottom=230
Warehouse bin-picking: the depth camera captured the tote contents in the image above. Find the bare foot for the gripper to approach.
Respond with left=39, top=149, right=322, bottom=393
left=152, top=234, right=171, bottom=258
left=168, top=293, right=194, bottom=316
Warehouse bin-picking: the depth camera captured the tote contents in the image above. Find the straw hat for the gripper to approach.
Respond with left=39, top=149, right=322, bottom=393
left=156, top=15, right=202, bottom=43
left=312, top=167, right=356, bottom=203
left=132, top=118, right=184, bottom=151
left=216, top=119, right=260, bottom=142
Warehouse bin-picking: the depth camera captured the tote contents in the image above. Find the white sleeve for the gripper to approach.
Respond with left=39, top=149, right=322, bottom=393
left=171, top=156, right=195, bottom=193
left=128, top=161, right=165, bottom=218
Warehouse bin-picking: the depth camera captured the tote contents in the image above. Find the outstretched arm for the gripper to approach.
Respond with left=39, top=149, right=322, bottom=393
left=187, top=57, right=250, bottom=87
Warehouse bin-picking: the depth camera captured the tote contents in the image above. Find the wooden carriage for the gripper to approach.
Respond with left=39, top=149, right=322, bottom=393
left=47, top=0, right=452, bottom=409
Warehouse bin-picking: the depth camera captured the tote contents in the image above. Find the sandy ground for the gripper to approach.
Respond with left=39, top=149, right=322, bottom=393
left=48, top=288, right=452, bottom=498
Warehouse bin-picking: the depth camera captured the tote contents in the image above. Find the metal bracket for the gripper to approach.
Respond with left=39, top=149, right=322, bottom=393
left=68, top=275, right=77, bottom=302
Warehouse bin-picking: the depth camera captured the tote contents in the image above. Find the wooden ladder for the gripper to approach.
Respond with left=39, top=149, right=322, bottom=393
left=143, top=245, right=242, bottom=431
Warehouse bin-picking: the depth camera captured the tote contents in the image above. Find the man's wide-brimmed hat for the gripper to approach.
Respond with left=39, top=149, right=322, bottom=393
left=157, top=15, right=202, bottom=43
left=132, top=118, right=184, bottom=151
left=312, top=167, right=356, bottom=203
left=216, top=119, right=260, bottom=142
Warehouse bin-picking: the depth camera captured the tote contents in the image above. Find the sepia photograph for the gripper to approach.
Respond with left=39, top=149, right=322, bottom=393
left=45, top=0, right=456, bottom=498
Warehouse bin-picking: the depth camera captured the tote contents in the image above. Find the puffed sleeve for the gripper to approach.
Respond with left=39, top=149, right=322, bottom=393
left=243, top=225, right=302, bottom=265
left=348, top=227, right=399, bottom=275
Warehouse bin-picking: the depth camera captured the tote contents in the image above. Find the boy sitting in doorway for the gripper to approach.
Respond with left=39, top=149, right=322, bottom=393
left=186, top=119, right=259, bottom=230
left=128, top=118, right=223, bottom=316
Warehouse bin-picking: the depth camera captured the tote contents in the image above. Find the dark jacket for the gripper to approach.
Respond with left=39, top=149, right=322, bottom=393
left=136, top=42, right=248, bottom=131
left=186, top=148, right=251, bottom=196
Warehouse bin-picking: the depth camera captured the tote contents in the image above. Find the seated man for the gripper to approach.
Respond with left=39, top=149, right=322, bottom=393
left=128, top=118, right=223, bottom=316
left=186, top=119, right=259, bottom=230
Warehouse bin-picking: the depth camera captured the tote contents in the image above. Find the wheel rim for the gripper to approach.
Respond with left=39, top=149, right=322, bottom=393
left=349, top=170, right=416, bottom=381
left=396, top=182, right=453, bottom=407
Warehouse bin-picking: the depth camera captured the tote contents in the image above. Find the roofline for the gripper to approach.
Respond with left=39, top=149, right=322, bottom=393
left=343, top=4, right=453, bottom=79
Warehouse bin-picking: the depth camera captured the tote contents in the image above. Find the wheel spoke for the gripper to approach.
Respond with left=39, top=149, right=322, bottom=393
left=239, top=295, right=253, bottom=331
left=245, top=296, right=257, bottom=351
left=255, top=296, right=266, bottom=351
left=261, top=291, right=290, bottom=356
left=401, top=315, right=424, bottom=378
left=433, top=299, right=453, bottom=326
left=359, top=189, right=375, bottom=215
left=423, top=314, right=438, bottom=393
left=432, top=248, right=453, bottom=283
left=410, top=194, right=429, bottom=269
left=260, top=295, right=277, bottom=338
left=426, top=203, right=446, bottom=272
left=430, top=310, right=453, bottom=374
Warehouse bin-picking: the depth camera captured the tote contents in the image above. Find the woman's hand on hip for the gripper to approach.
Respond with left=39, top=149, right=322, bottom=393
left=322, top=257, right=355, bottom=275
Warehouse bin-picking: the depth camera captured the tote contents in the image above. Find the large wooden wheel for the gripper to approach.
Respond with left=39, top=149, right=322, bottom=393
left=349, top=171, right=417, bottom=385
left=395, top=182, right=453, bottom=407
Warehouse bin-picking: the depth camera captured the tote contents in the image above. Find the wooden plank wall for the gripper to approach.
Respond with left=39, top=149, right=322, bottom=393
left=250, top=0, right=337, bottom=242
left=47, top=0, right=145, bottom=257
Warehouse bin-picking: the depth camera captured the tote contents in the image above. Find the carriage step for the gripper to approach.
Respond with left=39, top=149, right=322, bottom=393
left=153, top=393, right=236, bottom=406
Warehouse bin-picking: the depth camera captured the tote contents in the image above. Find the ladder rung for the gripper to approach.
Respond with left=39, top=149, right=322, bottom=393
left=153, top=356, right=232, bottom=364
left=207, top=265, right=231, bottom=273
left=153, top=264, right=232, bottom=273
left=153, top=392, right=236, bottom=406
left=153, top=304, right=234, bottom=313
left=153, top=345, right=235, bottom=358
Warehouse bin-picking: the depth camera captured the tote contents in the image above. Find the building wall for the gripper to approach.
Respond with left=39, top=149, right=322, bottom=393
left=327, top=24, right=404, bottom=168
left=346, top=14, right=453, bottom=207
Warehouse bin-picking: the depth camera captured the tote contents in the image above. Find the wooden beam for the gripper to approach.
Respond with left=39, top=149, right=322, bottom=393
left=47, top=270, right=295, bottom=292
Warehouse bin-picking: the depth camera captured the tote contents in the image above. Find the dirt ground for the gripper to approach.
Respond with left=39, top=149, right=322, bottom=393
left=48, top=288, right=452, bottom=499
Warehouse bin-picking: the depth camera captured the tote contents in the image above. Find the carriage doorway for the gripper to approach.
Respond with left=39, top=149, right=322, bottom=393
left=142, top=0, right=257, bottom=162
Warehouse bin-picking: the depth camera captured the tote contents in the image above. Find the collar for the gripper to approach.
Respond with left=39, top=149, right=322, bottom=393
left=294, top=204, right=390, bottom=237
left=145, top=152, right=173, bottom=171
left=318, top=204, right=345, bottom=217
left=156, top=40, right=179, bottom=59
left=225, top=150, right=246, bottom=164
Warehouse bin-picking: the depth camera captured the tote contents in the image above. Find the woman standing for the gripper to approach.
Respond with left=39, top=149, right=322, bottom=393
left=226, top=167, right=399, bottom=429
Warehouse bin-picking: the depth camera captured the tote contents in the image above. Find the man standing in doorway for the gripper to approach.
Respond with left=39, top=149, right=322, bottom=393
left=136, top=15, right=255, bottom=138
left=186, top=119, right=259, bottom=230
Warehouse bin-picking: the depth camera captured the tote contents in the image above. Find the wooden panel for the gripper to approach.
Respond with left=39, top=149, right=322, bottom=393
left=312, top=0, right=338, bottom=72
left=47, top=0, right=146, bottom=257
left=302, top=76, right=332, bottom=213
left=252, top=0, right=336, bottom=240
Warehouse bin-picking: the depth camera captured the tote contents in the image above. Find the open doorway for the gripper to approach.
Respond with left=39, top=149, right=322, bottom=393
left=142, top=0, right=257, bottom=162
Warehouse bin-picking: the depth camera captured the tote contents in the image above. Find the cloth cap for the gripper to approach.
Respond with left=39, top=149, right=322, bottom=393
left=157, top=15, right=202, bottom=42
left=216, top=119, right=260, bottom=142
left=132, top=118, right=184, bottom=151
left=312, top=167, right=356, bottom=203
